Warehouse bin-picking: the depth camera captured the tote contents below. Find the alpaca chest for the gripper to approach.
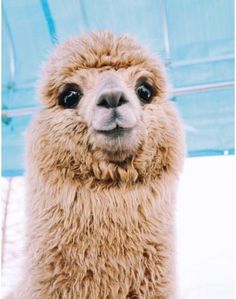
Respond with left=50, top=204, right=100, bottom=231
left=25, top=180, right=176, bottom=298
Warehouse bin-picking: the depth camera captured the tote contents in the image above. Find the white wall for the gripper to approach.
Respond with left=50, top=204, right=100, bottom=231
left=177, top=155, right=235, bottom=299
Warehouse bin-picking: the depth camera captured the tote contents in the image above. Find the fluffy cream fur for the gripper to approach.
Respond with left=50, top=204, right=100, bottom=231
left=11, top=31, right=185, bottom=299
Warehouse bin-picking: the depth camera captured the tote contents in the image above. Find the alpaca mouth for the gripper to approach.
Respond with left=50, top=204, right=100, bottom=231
left=96, top=126, right=132, bottom=137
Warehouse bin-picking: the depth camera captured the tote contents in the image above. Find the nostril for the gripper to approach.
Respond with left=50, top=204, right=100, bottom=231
left=97, top=98, right=111, bottom=109
left=97, top=91, right=128, bottom=108
left=117, top=95, right=128, bottom=107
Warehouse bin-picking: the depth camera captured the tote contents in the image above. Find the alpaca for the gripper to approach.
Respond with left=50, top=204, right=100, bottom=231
left=12, top=31, right=185, bottom=299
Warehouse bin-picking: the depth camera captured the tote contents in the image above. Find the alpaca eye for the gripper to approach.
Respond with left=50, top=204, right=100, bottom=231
left=136, top=83, right=153, bottom=103
left=59, top=84, right=83, bottom=108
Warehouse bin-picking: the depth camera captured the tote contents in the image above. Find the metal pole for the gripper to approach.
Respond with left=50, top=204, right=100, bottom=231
left=174, top=81, right=234, bottom=95
left=160, top=0, right=171, bottom=65
left=1, top=178, right=12, bottom=268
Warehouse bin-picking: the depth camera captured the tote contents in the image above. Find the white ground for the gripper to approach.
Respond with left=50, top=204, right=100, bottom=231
left=1, top=156, right=235, bottom=298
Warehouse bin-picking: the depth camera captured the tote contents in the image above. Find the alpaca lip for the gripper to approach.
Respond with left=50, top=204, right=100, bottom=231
left=96, top=126, right=132, bottom=137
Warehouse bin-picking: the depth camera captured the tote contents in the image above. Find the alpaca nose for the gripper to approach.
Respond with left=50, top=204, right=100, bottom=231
left=97, top=90, right=128, bottom=108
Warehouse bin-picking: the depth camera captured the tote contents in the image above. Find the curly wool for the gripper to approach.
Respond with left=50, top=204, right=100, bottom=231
left=11, top=31, right=185, bottom=299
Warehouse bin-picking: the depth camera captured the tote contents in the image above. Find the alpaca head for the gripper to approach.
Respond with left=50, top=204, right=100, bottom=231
left=29, top=31, right=184, bottom=186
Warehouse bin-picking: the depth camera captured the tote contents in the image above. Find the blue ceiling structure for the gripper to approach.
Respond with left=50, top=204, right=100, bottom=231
left=2, top=0, right=234, bottom=177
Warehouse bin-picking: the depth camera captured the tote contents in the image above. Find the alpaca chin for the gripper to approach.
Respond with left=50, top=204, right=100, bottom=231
left=89, top=125, right=144, bottom=162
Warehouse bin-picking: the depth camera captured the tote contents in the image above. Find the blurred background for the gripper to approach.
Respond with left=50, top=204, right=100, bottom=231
left=1, top=0, right=235, bottom=298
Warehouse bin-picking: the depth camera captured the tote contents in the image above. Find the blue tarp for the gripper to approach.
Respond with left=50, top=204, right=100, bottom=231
left=2, top=0, right=234, bottom=176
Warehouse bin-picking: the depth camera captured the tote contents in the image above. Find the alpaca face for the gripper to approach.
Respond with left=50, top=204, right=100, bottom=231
left=34, top=32, right=184, bottom=180
left=68, top=68, right=153, bottom=161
